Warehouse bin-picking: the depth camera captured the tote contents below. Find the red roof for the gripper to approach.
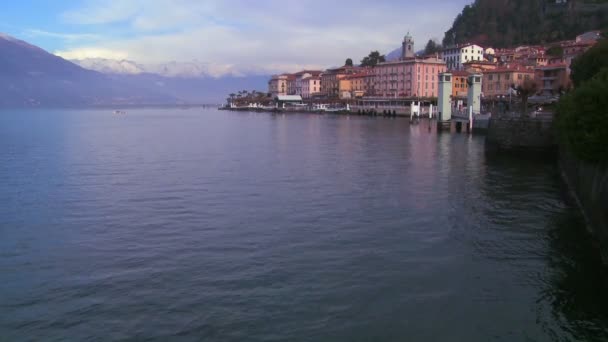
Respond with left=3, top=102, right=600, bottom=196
left=484, top=65, right=534, bottom=73
left=451, top=70, right=470, bottom=77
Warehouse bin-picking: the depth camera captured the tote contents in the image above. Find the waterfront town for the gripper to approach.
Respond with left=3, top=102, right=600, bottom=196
left=225, top=30, right=602, bottom=116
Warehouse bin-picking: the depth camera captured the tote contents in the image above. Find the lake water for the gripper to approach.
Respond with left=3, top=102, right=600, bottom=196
left=1, top=108, right=608, bottom=341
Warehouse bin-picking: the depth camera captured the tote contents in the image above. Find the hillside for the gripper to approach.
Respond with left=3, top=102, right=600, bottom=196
left=443, top=0, right=608, bottom=48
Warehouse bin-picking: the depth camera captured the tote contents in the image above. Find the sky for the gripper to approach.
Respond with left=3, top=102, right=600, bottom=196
left=1, top=0, right=471, bottom=76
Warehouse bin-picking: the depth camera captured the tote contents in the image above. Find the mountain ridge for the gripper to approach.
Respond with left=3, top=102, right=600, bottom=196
left=0, top=33, right=268, bottom=107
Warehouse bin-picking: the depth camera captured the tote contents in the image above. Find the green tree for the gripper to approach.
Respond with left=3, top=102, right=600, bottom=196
left=345, top=58, right=354, bottom=67
left=360, top=51, right=386, bottom=67
left=570, top=39, right=608, bottom=87
left=424, top=39, right=441, bottom=55
left=443, top=0, right=608, bottom=48
left=556, top=68, right=608, bottom=163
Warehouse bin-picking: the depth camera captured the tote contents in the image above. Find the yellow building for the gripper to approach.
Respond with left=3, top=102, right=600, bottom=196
left=268, top=74, right=288, bottom=97
left=338, top=79, right=352, bottom=99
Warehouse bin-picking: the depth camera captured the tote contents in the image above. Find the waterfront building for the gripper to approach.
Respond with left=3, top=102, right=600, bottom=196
left=320, top=66, right=357, bottom=98
left=348, top=72, right=374, bottom=98
left=290, top=70, right=322, bottom=97
left=338, top=78, right=352, bottom=99
left=286, top=74, right=297, bottom=95
left=373, top=56, right=447, bottom=98
left=441, top=43, right=485, bottom=70
left=534, top=64, right=570, bottom=96
left=268, top=74, right=289, bottom=97
left=301, top=75, right=321, bottom=99
left=482, top=66, right=535, bottom=98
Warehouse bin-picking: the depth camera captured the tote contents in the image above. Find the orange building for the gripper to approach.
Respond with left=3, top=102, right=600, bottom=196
left=451, top=70, right=469, bottom=98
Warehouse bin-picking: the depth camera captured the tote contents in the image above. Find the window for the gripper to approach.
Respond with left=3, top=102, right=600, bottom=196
left=488, top=75, right=493, bottom=81
left=518, top=74, right=522, bottom=80
left=445, top=75, right=451, bottom=82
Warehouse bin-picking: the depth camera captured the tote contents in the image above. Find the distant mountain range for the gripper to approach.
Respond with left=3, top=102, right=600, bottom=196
left=0, top=33, right=269, bottom=107
left=71, top=58, right=221, bottom=78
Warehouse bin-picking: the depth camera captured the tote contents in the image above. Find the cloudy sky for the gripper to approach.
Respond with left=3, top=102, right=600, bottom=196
left=1, top=0, right=471, bottom=76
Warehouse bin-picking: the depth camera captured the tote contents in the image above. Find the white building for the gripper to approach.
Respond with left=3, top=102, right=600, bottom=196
left=441, top=44, right=485, bottom=70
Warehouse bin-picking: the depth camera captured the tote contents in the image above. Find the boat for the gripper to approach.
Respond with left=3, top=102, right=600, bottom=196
left=113, top=110, right=126, bottom=115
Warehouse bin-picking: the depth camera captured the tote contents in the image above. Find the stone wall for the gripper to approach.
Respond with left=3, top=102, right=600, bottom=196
left=486, top=115, right=555, bottom=152
left=560, top=151, right=608, bottom=264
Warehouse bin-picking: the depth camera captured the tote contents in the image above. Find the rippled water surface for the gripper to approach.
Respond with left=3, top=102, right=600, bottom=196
left=2, top=108, right=608, bottom=341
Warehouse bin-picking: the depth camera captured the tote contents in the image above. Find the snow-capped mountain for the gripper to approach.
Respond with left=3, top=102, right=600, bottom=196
left=71, top=58, right=215, bottom=78
left=0, top=33, right=269, bottom=106
left=72, top=58, right=146, bottom=75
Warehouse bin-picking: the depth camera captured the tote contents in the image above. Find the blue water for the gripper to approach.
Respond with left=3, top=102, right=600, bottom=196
left=1, top=108, right=608, bottom=341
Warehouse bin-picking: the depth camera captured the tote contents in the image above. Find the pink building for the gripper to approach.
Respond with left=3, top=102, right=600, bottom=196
left=292, top=70, right=322, bottom=97
left=372, top=56, right=447, bottom=98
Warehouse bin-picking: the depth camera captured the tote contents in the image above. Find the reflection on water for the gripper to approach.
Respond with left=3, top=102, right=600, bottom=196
left=0, top=109, right=607, bottom=341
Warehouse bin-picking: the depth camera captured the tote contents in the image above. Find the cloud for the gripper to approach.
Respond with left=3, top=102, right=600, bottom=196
left=62, top=1, right=141, bottom=25
left=55, top=47, right=130, bottom=60
left=24, top=29, right=101, bottom=42
left=54, top=0, right=469, bottom=76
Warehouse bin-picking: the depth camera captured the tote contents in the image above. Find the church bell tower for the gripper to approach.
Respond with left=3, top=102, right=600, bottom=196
left=401, top=32, right=414, bottom=60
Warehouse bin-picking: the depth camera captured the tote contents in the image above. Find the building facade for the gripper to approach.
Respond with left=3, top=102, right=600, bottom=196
left=301, top=76, right=321, bottom=99
left=348, top=72, right=374, bottom=98
left=320, top=66, right=357, bottom=98
left=482, top=67, right=535, bottom=98
left=535, top=64, right=570, bottom=96
left=442, top=44, right=485, bottom=70
left=451, top=70, right=469, bottom=98
left=268, top=74, right=288, bottom=97
left=373, top=57, right=447, bottom=98
left=290, top=70, right=322, bottom=97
